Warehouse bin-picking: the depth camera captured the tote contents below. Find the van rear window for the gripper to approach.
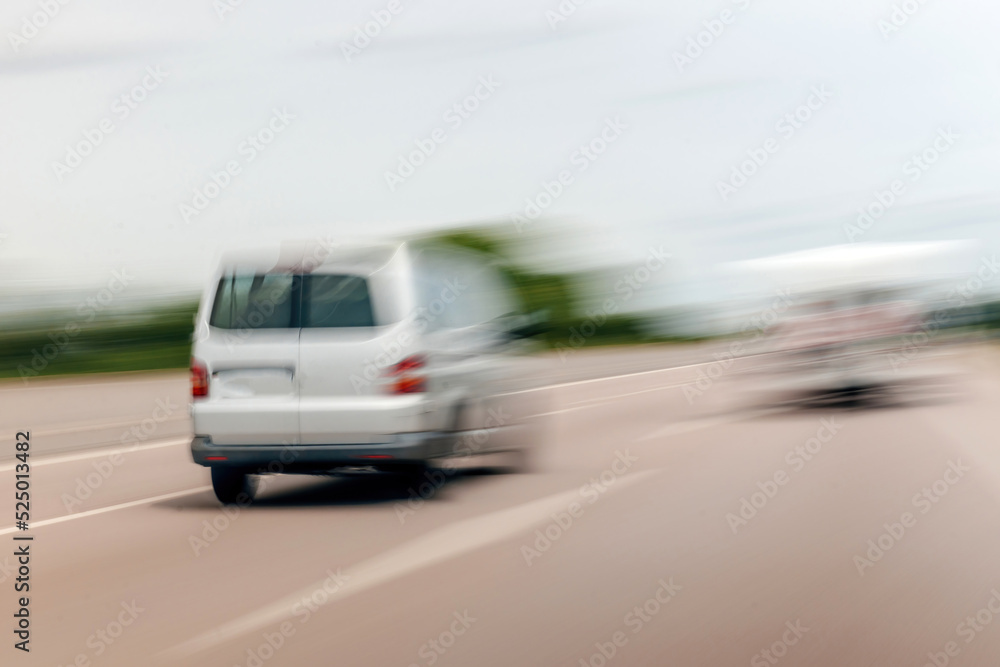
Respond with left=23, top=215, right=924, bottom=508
left=210, top=274, right=296, bottom=329
left=209, top=273, right=376, bottom=329
left=301, top=275, right=375, bottom=328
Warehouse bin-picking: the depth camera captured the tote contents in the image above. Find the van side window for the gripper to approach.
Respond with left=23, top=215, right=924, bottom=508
left=209, top=274, right=296, bottom=329
left=302, top=275, right=376, bottom=328
left=412, top=250, right=516, bottom=330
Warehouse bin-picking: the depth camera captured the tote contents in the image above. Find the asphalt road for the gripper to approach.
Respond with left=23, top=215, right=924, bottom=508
left=2, top=342, right=998, bottom=666
left=0, top=342, right=714, bottom=460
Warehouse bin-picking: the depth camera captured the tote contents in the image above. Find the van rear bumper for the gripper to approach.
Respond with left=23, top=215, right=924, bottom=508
left=190, top=433, right=455, bottom=471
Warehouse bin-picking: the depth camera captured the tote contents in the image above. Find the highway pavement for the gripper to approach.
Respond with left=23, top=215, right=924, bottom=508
left=2, top=342, right=998, bottom=666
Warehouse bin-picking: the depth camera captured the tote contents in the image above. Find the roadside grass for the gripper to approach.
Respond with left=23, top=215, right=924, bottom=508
left=0, top=301, right=197, bottom=381
left=2, top=224, right=702, bottom=380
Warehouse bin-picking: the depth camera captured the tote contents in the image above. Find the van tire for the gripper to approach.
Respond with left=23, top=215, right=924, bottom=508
left=391, top=463, right=445, bottom=494
left=506, top=445, right=534, bottom=474
left=504, top=420, right=546, bottom=474
left=211, top=467, right=258, bottom=505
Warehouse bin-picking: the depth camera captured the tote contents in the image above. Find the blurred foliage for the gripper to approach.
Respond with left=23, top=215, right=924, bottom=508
left=420, top=229, right=576, bottom=335
left=975, top=301, right=1000, bottom=330
left=0, top=301, right=197, bottom=380
left=0, top=225, right=709, bottom=380
left=420, top=226, right=691, bottom=349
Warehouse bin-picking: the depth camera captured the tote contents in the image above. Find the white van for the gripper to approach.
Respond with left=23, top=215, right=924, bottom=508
left=190, top=239, right=542, bottom=503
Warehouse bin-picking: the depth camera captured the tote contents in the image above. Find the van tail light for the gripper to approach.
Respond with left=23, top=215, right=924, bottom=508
left=191, top=358, right=209, bottom=398
left=384, top=354, right=426, bottom=394
left=393, top=376, right=427, bottom=394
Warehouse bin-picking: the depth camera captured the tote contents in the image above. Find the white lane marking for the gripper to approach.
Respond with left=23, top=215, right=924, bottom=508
left=0, top=486, right=211, bottom=536
left=0, top=371, right=185, bottom=391
left=34, top=414, right=188, bottom=437
left=496, top=359, right=716, bottom=397
left=533, top=409, right=573, bottom=417
left=0, top=437, right=189, bottom=472
left=541, top=360, right=719, bottom=390
left=534, top=381, right=700, bottom=416
left=635, top=408, right=782, bottom=442
left=635, top=416, right=741, bottom=442
left=0, top=359, right=714, bottom=469
left=566, top=380, right=699, bottom=407
left=162, top=470, right=660, bottom=660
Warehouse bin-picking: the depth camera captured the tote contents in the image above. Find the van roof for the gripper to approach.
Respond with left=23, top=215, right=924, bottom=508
left=217, top=240, right=406, bottom=275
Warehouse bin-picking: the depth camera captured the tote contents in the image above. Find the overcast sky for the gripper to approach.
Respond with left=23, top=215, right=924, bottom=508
left=1, top=0, right=998, bottom=302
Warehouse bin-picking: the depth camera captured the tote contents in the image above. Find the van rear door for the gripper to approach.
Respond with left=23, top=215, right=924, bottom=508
left=297, top=272, right=419, bottom=445
left=193, top=272, right=301, bottom=445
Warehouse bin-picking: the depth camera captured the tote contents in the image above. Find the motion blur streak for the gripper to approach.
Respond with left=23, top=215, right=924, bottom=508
left=5, top=1, right=1000, bottom=665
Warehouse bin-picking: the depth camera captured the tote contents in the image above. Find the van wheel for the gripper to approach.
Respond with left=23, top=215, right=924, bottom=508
left=506, top=446, right=534, bottom=474
left=396, top=463, right=430, bottom=485
left=505, top=421, right=546, bottom=474
left=211, top=467, right=258, bottom=505
left=389, top=463, right=441, bottom=493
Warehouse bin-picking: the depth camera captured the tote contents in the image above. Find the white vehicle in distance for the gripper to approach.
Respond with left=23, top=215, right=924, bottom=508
left=190, top=239, right=545, bottom=504
left=731, top=241, right=976, bottom=404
